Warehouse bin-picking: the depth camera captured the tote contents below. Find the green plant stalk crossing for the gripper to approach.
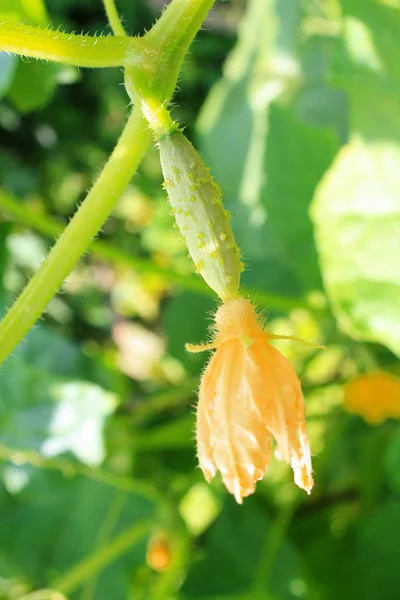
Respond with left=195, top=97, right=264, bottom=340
left=0, top=108, right=151, bottom=364
left=0, top=0, right=218, bottom=365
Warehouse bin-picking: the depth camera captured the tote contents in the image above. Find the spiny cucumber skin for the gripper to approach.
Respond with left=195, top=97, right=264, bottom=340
left=159, top=132, right=241, bottom=300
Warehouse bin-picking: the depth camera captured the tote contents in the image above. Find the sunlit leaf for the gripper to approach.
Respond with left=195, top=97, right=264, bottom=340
left=198, top=0, right=342, bottom=298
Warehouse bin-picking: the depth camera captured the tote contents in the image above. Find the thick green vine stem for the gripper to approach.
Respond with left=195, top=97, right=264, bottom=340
left=0, top=22, right=137, bottom=67
left=0, top=109, right=151, bottom=365
left=0, top=0, right=217, bottom=365
left=124, top=0, right=216, bottom=109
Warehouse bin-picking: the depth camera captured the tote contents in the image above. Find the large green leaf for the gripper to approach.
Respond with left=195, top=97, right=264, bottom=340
left=312, top=135, right=400, bottom=356
left=197, top=0, right=342, bottom=299
left=260, top=105, right=338, bottom=292
left=311, top=0, right=400, bottom=356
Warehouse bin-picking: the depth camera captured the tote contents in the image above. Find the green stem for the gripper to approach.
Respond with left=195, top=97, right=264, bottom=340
left=52, top=520, right=153, bottom=595
left=0, top=443, right=163, bottom=505
left=79, top=492, right=127, bottom=600
left=0, top=108, right=151, bottom=365
left=146, top=0, right=214, bottom=50
left=131, top=378, right=199, bottom=423
left=127, top=0, right=216, bottom=102
left=253, top=499, right=297, bottom=596
left=103, top=0, right=126, bottom=36
left=0, top=22, right=138, bottom=67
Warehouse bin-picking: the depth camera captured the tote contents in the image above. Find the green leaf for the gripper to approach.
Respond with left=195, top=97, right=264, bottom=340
left=335, top=0, right=400, bottom=88
left=181, top=497, right=300, bottom=600
left=0, top=0, right=60, bottom=112
left=0, top=0, right=48, bottom=23
left=311, top=1, right=400, bottom=356
left=0, top=222, right=11, bottom=308
left=163, top=291, right=214, bottom=373
left=312, top=136, right=400, bottom=356
left=384, top=425, right=400, bottom=492
left=0, top=470, right=155, bottom=598
left=352, top=501, right=400, bottom=600
left=259, top=105, right=338, bottom=292
left=8, top=61, right=59, bottom=113
left=0, top=327, right=121, bottom=466
left=0, top=54, right=17, bottom=99
left=0, top=356, right=117, bottom=466
left=197, top=0, right=341, bottom=299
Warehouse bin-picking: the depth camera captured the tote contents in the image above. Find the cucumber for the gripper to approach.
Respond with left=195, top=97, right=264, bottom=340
left=158, top=130, right=242, bottom=300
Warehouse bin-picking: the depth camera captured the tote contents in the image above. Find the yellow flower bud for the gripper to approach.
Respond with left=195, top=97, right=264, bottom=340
left=187, top=298, right=313, bottom=503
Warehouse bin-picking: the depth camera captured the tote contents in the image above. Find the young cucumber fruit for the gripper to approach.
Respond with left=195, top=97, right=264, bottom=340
left=158, top=130, right=241, bottom=301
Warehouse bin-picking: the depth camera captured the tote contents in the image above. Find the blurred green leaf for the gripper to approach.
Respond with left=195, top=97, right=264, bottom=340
left=0, top=356, right=117, bottom=466
left=163, top=291, right=214, bottom=373
left=312, top=136, right=400, bottom=356
left=0, top=222, right=11, bottom=309
left=1, top=0, right=60, bottom=113
left=0, top=470, right=155, bottom=599
left=259, top=104, right=337, bottom=292
left=335, top=0, right=400, bottom=88
left=8, top=61, right=59, bottom=113
left=0, top=0, right=48, bottom=23
left=352, top=501, right=400, bottom=600
left=0, top=54, right=17, bottom=99
left=384, top=425, right=400, bottom=492
left=198, top=0, right=341, bottom=299
left=0, top=327, right=122, bottom=466
left=292, top=508, right=356, bottom=600
left=312, top=0, right=400, bottom=356
left=181, top=497, right=300, bottom=600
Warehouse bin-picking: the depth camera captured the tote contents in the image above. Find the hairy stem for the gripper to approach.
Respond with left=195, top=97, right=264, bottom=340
left=0, top=0, right=242, bottom=366
left=126, top=0, right=216, bottom=103
left=0, top=109, right=151, bottom=365
left=102, top=0, right=126, bottom=36
left=0, top=22, right=137, bottom=67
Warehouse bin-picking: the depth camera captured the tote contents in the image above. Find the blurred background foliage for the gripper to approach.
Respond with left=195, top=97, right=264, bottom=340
left=1, top=0, right=400, bottom=598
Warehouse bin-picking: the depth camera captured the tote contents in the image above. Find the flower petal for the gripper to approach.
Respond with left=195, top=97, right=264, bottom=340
left=198, top=340, right=272, bottom=503
left=249, top=338, right=313, bottom=494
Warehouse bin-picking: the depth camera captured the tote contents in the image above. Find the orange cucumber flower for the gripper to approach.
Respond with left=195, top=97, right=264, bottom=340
left=186, top=298, right=313, bottom=504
